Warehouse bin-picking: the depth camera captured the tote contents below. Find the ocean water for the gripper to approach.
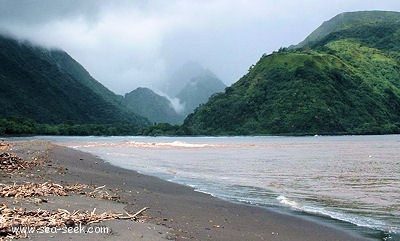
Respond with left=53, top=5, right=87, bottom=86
left=42, top=135, right=400, bottom=240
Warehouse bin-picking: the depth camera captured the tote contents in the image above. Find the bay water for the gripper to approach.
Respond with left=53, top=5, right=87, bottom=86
left=42, top=135, right=400, bottom=240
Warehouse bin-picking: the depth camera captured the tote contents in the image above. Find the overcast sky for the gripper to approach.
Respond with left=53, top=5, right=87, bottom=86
left=1, top=0, right=400, bottom=94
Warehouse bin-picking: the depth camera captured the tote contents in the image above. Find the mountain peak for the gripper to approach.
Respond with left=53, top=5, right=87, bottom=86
left=0, top=34, right=148, bottom=126
left=296, top=10, right=400, bottom=48
left=184, top=11, right=400, bottom=135
left=124, top=87, right=183, bottom=124
left=162, top=61, right=219, bottom=96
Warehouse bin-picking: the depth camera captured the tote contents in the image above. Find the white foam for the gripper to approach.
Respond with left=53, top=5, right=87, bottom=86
left=277, top=195, right=300, bottom=208
left=125, top=141, right=212, bottom=148
left=276, top=195, right=394, bottom=233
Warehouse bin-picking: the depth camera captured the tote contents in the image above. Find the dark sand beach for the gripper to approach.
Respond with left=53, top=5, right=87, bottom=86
left=0, top=140, right=376, bottom=240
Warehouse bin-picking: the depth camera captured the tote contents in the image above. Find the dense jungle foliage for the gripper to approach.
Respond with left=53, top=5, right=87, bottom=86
left=183, top=11, right=400, bottom=135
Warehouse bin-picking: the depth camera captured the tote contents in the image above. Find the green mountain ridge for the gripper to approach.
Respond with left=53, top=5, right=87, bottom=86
left=183, top=11, right=400, bottom=135
left=162, top=62, right=215, bottom=96
left=297, top=10, right=400, bottom=49
left=0, top=35, right=148, bottom=126
left=123, top=71, right=227, bottom=124
left=124, top=87, right=183, bottom=124
left=49, top=50, right=125, bottom=106
left=127, top=63, right=227, bottom=125
left=176, top=72, right=227, bottom=116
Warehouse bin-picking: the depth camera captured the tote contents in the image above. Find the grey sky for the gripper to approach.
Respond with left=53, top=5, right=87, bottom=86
left=1, top=0, right=400, bottom=94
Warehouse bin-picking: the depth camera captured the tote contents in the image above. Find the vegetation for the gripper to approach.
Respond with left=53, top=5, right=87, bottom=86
left=141, top=123, right=191, bottom=136
left=183, top=11, right=400, bottom=135
left=2, top=11, right=400, bottom=136
left=123, top=87, right=183, bottom=125
left=123, top=64, right=226, bottom=125
left=0, top=116, right=143, bottom=136
left=0, top=116, right=193, bottom=136
left=0, top=35, right=148, bottom=126
left=161, top=62, right=227, bottom=118
left=296, top=10, right=400, bottom=50
left=176, top=73, right=226, bottom=116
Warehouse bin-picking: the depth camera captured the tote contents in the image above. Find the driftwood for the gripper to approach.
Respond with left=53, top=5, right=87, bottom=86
left=0, top=152, right=40, bottom=172
left=0, top=182, right=137, bottom=240
left=0, top=182, right=119, bottom=201
left=0, top=147, right=150, bottom=240
left=85, top=185, right=120, bottom=201
left=0, top=183, right=86, bottom=198
left=0, top=143, right=8, bottom=150
left=0, top=204, right=149, bottom=239
left=125, top=207, right=149, bottom=220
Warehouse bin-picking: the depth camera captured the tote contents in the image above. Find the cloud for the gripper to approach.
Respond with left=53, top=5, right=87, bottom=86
left=1, top=0, right=400, bottom=94
left=153, top=90, right=185, bottom=114
left=0, top=0, right=101, bottom=26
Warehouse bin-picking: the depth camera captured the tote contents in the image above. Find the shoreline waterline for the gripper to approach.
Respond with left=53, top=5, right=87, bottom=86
left=108, top=161, right=396, bottom=241
left=14, top=135, right=400, bottom=240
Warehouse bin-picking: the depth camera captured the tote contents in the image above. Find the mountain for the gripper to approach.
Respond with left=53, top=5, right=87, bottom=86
left=124, top=87, right=182, bottom=124
left=296, top=11, right=400, bottom=50
left=162, top=62, right=212, bottom=96
left=0, top=34, right=148, bottom=126
left=49, top=50, right=124, bottom=106
left=184, top=11, right=400, bottom=135
left=124, top=74, right=226, bottom=124
left=176, top=72, right=226, bottom=116
left=161, top=62, right=226, bottom=115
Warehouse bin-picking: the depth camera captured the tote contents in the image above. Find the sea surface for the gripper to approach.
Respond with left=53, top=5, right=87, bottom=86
left=40, top=135, right=399, bottom=240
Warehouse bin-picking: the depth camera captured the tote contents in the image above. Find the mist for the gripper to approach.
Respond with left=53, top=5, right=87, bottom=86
left=1, top=0, right=400, bottom=94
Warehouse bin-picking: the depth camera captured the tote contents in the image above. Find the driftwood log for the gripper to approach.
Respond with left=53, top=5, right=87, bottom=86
left=0, top=204, right=149, bottom=239
left=0, top=182, right=119, bottom=201
left=0, top=147, right=150, bottom=240
left=0, top=152, right=41, bottom=172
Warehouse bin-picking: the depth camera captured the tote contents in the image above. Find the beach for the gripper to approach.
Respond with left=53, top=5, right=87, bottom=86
left=0, top=139, right=375, bottom=240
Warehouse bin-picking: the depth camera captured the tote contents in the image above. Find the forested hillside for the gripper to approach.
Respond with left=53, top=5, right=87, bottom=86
left=184, top=11, right=400, bottom=135
left=124, top=87, right=183, bottom=124
left=0, top=35, right=148, bottom=126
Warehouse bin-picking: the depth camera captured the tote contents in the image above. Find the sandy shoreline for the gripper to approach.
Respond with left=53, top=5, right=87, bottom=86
left=1, top=139, right=376, bottom=240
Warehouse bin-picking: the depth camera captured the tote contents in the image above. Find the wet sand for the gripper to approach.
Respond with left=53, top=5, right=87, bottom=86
left=2, top=140, right=376, bottom=240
